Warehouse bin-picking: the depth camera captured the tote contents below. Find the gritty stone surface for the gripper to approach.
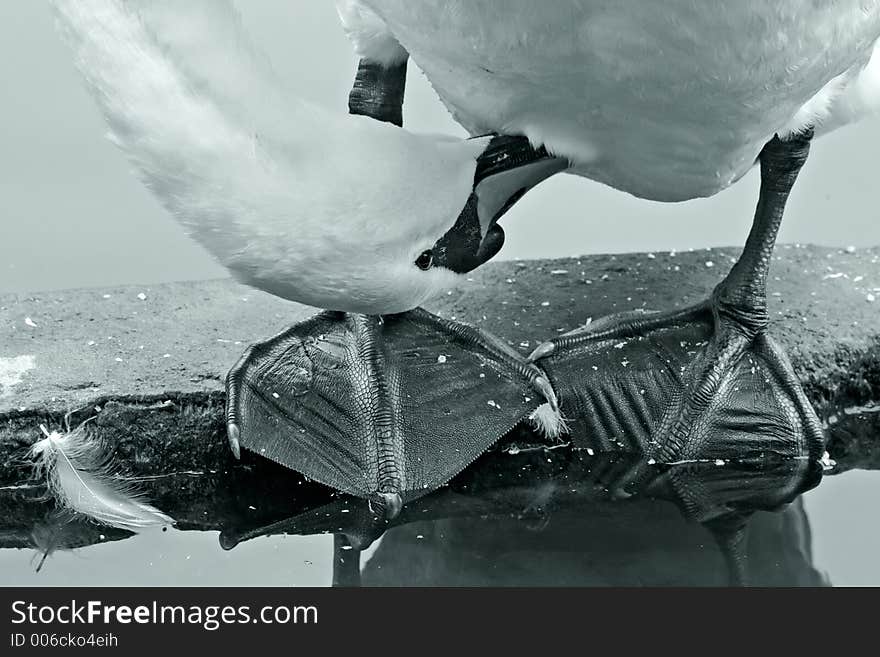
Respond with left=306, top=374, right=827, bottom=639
left=1, top=244, right=879, bottom=418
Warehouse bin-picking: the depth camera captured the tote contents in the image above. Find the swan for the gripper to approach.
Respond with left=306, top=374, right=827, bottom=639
left=53, top=0, right=880, bottom=513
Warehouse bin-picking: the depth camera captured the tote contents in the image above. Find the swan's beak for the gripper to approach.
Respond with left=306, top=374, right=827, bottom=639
left=432, top=135, right=568, bottom=274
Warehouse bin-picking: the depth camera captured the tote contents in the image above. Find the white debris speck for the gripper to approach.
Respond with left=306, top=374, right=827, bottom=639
left=272, top=392, right=280, bottom=399
left=714, top=459, right=726, bottom=466
left=114, top=357, right=123, bottom=362
left=647, top=253, right=656, bottom=259
left=487, top=400, right=500, bottom=409
left=506, top=278, right=515, bottom=283
left=823, top=272, right=845, bottom=280
left=550, top=269, right=569, bottom=275
left=137, top=292, right=147, bottom=301
left=705, top=261, right=715, bottom=268
left=647, top=458, right=656, bottom=465
left=479, top=373, right=485, bottom=378
left=820, top=451, right=836, bottom=471
left=519, top=341, right=530, bottom=348
left=162, top=353, right=171, bottom=358
left=614, top=342, right=626, bottom=349
left=87, top=340, right=96, bottom=346
left=620, top=359, right=630, bottom=367
left=853, top=275, right=864, bottom=283
left=540, top=301, right=550, bottom=307
left=24, top=317, right=37, bottom=328
left=586, top=448, right=595, bottom=456
left=868, top=294, right=876, bottom=302
left=102, top=294, right=111, bottom=299
left=416, top=535, right=424, bottom=540
left=846, top=245, right=856, bottom=253
left=437, top=355, right=447, bottom=364
left=248, top=505, right=256, bottom=511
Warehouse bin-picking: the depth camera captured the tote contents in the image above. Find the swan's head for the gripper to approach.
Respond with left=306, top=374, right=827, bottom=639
left=230, top=126, right=567, bottom=315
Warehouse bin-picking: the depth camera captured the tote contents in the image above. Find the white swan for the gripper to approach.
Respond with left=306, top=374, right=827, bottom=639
left=340, top=0, right=880, bottom=201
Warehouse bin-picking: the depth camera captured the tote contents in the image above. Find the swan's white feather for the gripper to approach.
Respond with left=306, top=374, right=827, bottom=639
left=352, top=0, right=880, bottom=201
left=31, top=424, right=172, bottom=532
left=53, top=0, right=485, bottom=314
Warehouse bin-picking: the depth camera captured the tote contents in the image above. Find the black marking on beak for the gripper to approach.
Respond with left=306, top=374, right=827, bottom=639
left=430, top=134, right=567, bottom=274
left=431, top=193, right=498, bottom=274
left=474, top=134, right=553, bottom=185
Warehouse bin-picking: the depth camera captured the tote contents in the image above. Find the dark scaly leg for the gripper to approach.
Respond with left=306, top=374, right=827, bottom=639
left=349, top=59, right=407, bottom=127
left=532, top=130, right=821, bottom=463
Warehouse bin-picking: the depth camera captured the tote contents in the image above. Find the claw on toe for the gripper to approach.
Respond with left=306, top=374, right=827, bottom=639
left=528, top=341, right=556, bottom=363
left=528, top=376, right=568, bottom=439
left=227, top=422, right=241, bottom=460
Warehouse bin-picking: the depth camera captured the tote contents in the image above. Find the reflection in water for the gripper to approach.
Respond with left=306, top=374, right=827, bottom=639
left=362, top=498, right=823, bottom=587
left=219, top=445, right=825, bottom=586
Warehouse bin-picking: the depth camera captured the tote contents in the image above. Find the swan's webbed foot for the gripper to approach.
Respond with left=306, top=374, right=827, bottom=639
left=224, top=309, right=564, bottom=515
left=531, top=131, right=825, bottom=464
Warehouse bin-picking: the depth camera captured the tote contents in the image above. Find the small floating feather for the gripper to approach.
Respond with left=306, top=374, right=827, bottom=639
left=30, top=423, right=172, bottom=532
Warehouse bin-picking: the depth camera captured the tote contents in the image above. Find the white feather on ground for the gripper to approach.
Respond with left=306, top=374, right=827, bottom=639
left=30, top=423, right=173, bottom=532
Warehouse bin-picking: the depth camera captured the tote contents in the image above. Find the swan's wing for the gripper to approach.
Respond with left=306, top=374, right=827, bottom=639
left=53, top=0, right=326, bottom=267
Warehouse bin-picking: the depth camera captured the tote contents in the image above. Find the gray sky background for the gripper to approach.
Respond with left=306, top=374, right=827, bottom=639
left=2, top=0, right=879, bottom=294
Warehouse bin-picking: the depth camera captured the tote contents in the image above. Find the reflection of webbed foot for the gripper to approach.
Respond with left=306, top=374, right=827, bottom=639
left=531, top=132, right=825, bottom=465
left=224, top=309, right=563, bottom=517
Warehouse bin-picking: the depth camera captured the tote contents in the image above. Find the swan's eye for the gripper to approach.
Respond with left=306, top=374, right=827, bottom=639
left=415, top=250, right=434, bottom=270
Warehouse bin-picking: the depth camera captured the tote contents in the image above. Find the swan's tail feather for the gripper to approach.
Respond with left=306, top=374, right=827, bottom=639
left=30, top=422, right=173, bottom=533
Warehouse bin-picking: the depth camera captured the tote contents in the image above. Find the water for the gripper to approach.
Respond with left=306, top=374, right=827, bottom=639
left=1, top=413, right=877, bottom=587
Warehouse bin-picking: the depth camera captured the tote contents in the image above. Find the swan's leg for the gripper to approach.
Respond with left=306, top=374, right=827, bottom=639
left=348, top=58, right=407, bottom=127
left=533, top=131, right=822, bottom=462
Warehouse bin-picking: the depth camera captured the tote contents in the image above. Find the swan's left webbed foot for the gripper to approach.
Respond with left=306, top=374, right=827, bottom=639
left=530, top=131, right=826, bottom=464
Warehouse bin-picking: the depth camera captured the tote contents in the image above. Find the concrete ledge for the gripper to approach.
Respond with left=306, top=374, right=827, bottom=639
left=2, top=245, right=880, bottom=477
